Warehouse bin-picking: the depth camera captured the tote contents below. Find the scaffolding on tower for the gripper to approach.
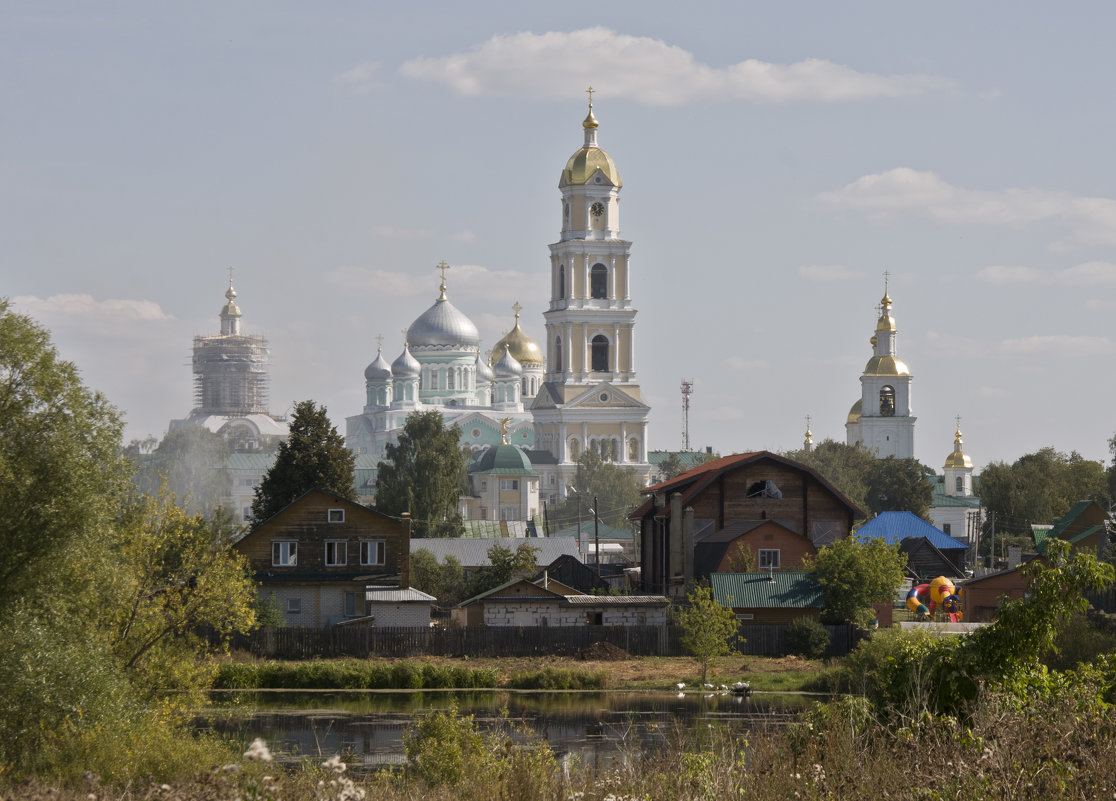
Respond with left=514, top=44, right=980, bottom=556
left=680, top=379, right=693, bottom=452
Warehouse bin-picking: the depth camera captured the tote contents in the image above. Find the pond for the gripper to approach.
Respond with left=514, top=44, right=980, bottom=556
left=201, top=690, right=814, bottom=771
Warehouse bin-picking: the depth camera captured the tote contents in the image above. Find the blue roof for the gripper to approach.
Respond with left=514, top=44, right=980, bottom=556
left=856, top=511, right=967, bottom=550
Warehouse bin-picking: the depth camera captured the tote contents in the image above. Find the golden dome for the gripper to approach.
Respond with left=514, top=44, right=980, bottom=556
left=863, top=355, right=910, bottom=376
left=491, top=305, right=543, bottom=366
left=944, top=426, right=973, bottom=469
left=876, top=313, right=896, bottom=332
left=561, top=146, right=622, bottom=187
left=847, top=399, right=862, bottom=424
left=583, top=107, right=599, bottom=130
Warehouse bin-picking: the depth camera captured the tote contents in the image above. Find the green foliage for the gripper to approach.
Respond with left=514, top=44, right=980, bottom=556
left=785, top=617, right=831, bottom=659
left=410, top=548, right=467, bottom=606
left=979, top=447, right=1111, bottom=542
left=466, top=542, right=540, bottom=598
left=250, top=399, right=355, bottom=523
left=1045, top=612, right=1116, bottom=672
left=806, top=536, right=907, bottom=627
left=865, top=457, right=934, bottom=519
left=677, top=583, right=740, bottom=684
left=124, top=423, right=232, bottom=518
left=784, top=438, right=876, bottom=511
left=211, top=659, right=499, bottom=690
left=403, top=703, right=495, bottom=789
left=375, top=410, right=466, bottom=537
left=506, top=667, right=612, bottom=689
left=548, top=448, right=644, bottom=529
left=656, top=451, right=687, bottom=482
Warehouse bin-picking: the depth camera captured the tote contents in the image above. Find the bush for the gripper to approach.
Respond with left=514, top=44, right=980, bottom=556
left=785, top=617, right=831, bottom=659
left=211, top=659, right=500, bottom=690
left=506, top=667, right=612, bottom=690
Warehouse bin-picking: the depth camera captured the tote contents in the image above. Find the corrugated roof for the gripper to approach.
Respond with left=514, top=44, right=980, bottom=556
left=549, top=522, right=635, bottom=541
left=562, top=594, right=668, bottom=606
left=929, top=485, right=982, bottom=509
left=710, top=572, right=824, bottom=609
left=364, top=586, right=437, bottom=603
left=857, top=511, right=967, bottom=551
left=410, top=536, right=580, bottom=567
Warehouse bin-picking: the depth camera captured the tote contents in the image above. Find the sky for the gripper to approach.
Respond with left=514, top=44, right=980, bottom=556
left=5, top=2, right=1116, bottom=473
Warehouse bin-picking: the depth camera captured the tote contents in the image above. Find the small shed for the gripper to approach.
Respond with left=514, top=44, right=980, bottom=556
left=363, top=586, right=437, bottom=627
left=710, top=571, right=825, bottom=624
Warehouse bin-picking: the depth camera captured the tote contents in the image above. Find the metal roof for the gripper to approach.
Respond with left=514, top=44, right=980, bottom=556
left=856, top=511, right=967, bottom=551
left=410, top=536, right=580, bottom=567
left=365, top=586, right=437, bottom=603
left=710, top=571, right=824, bottom=609
left=561, top=594, right=668, bottom=606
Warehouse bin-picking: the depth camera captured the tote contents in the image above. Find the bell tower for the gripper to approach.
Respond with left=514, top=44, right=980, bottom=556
left=532, top=91, right=651, bottom=487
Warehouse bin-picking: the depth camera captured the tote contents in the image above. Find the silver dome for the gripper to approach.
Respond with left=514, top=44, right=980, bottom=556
left=364, top=349, right=392, bottom=381
left=475, top=352, right=494, bottom=382
left=408, top=296, right=480, bottom=349
left=391, top=344, right=421, bottom=378
left=493, top=344, right=523, bottom=377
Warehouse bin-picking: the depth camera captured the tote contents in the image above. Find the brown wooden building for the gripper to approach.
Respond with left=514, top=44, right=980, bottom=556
left=633, top=451, right=865, bottom=597
left=233, top=489, right=411, bottom=627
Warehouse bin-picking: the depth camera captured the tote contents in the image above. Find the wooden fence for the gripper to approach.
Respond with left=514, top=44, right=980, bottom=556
left=230, top=622, right=861, bottom=660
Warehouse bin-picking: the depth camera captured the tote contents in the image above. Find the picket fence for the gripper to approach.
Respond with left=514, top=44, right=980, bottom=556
left=231, top=622, right=861, bottom=660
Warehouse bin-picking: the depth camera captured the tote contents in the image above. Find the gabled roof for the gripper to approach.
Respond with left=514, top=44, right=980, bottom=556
left=364, top=586, right=437, bottom=603
left=409, top=536, right=580, bottom=567
left=238, top=487, right=399, bottom=540
left=631, top=451, right=865, bottom=521
left=549, top=521, right=635, bottom=541
left=857, top=511, right=967, bottom=551
left=710, top=572, right=824, bottom=609
left=458, top=576, right=568, bottom=607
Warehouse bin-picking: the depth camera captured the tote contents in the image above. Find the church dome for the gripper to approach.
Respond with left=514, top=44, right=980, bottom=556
left=944, top=427, right=973, bottom=469
left=863, top=355, right=910, bottom=376
left=408, top=282, right=480, bottom=350
left=493, top=345, right=523, bottom=377
left=475, top=352, right=494, bottom=383
left=364, top=349, right=392, bottom=381
left=391, top=343, right=420, bottom=378
left=471, top=443, right=535, bottom=474
left=562, top=146, right=623, bottom=188
left=491, top=307, right=543, bottom=366
left=847, top=399, right=862, bottom=424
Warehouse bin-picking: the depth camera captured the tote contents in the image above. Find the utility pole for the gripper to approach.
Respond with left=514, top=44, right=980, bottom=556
left=989, top=510, right=996, bottom=570
left=594, top=495, right=601, bottom=578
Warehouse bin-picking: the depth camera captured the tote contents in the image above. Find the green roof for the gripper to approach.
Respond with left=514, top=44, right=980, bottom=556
left=710, top=572, right=824, bottom=609
left=470, top=444, right=536, bottom=475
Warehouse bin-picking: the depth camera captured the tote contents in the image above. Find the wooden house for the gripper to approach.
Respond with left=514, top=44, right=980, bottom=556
left=233, top=489, right=411, bottom=627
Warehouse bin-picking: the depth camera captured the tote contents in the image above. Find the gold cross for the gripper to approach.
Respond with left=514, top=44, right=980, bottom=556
left=512, top=301, right=522, bottom=321
left=227, top=265, right=234, bottom=285
left=436, top=260, right=451, bottom=283
left=375, top=333, right=384, bottom=351
left=586, top=85, right=594, bottom=108
left=805, top=414, right=811, bottom=430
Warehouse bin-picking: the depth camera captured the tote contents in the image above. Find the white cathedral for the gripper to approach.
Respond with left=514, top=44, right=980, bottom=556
left=344, top=100, right=653, bottom=513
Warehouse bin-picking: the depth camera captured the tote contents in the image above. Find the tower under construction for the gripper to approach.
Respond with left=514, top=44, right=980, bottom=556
left=190, top=280, right=271, bottom=419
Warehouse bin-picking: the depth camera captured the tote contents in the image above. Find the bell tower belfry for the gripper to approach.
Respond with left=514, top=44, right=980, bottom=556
left=532, top=92, right=651, bottom=488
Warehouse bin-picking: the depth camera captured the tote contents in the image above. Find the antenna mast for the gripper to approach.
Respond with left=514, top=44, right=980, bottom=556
left=680, top=379, right=694, bottom=451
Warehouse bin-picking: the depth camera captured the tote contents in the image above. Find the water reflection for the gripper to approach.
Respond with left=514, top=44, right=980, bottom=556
left=202, top=691, right=809, bottom=770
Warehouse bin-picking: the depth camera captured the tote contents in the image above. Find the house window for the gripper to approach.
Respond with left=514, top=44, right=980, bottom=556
left=942, top=523, right=952, bottom=535
left=242, top=506, right=252, bottom=522
left=286, top=598, right=301, bottom=615
left=325, top=540, right=347, bottom=567
left=360, top=539, right=386, bottom=566
left=480, top=480, right=488, bottom=491
left=747, top=480, right=782, bottom=499
left=587, top=611, right=603, bottom=625
left=591, top=335, right=609, bottom=371
left=758, top=549, right=780, bottom=569
left=500, top=479, right=519, bottom=491
left=272, top=541, right=297, bottom=567
left=327, top=508, right=345, bottom=523
left=500, top=506, right=518, bottom=521
left=479, top=506, right=488, bottom=520
left=734, top=613, right=754, bottom=621
left=590, top=263, right=608, bottom=298
left=344, top=591, right=357, bottom=617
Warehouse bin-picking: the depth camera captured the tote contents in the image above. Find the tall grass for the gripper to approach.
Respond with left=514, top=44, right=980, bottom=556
left=212, top=659, right=499, bottom=690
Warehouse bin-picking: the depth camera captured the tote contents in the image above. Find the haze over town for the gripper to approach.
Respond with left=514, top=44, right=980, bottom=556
left=6, top=3, right=1116, bottom=471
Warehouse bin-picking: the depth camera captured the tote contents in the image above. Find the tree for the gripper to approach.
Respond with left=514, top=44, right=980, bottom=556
left=549, top=449, right=644, bottom=530
left=656, top=452, right=686, bottom=482
left=250, top=400, right=355, bottom=523
left=676, top=583, right=740, bottom=685
left=466, top=542, right=539, bottom=598
left=375, top=410, right=466, bottom=538
left=865, top=457, right=933, bottom=519
left=411, top=548, right=467, bottom=606
left=125, top=423, right=231, bottom=518
left=805, top=536, right=907, bottom=627
left=784, top=439, right=876, bottom=511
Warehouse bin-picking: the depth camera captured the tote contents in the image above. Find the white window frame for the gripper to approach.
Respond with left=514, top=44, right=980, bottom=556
left=324, top=539, right=347, bottom=567
left=327, top=508, right=345, bottom=523
left=272, top=540, right=297, bottom=567
left=360, top=539, right=386, bottom=567
left=758, top=549, right=780, bottom=570
left=500, top=479, right=519, bottom=491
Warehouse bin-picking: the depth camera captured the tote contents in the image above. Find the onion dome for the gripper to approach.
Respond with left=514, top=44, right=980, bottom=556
left=408, top=275, right=480, bottom=349
left=944, top=424, right=973, bottom=469
left=470, top=442, right=536, bottom=474
left=221, top=282, right=241, bottom=318
left=475, top=352, right=494, bottom=383
left=847, top=399, right=862, bottom=425
left=491, top=303, right=544, bottom=366
left=391, top=343, right=420, bottom=378
left=560, top=99, right=622, bottom=188
left=493, top=344, right=523, bottom=378
left=863, top=355, right=911, bottom=376
left=364, top=347, right=392, bottom=381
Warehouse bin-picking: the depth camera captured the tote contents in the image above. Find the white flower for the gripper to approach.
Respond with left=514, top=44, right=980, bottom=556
left=323, top=754, right=347, bottom=773
left=243, top=738, right=272, bottom=762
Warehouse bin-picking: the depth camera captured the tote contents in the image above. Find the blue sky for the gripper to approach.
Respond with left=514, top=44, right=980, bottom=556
left=5, top=2, right=1116, bottom=471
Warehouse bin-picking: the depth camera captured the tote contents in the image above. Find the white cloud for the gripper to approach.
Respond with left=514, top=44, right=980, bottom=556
left=819, top=168, right=1116, bottom=247
left=977, top=260, right=1116, bottom=286
left=13, top=294, right=171, bottom=322
left=399, top=28, right=952, bottom=105
left=326, top=267, right=425, bottom=296
left=333, top=61, right=381, bottom=93
left=998, top=335, right=1116, bottom=357
left=799, top=264, right=864, bottom=281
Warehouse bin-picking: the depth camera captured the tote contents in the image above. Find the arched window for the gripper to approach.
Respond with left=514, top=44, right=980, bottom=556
left=590, top=263, right=607, bottom=299
left=558, top=265, right=565, bottom=299
left=955, top=476, right=963, bottom=493
left=555, top=336, right=563, bottom=372
left=879, top=385, right=896, bottom=417
left=568, top=438, right=580, bottom=460
left=591, top=335, right=609, bottom=372
left=628, top=437, right=639, bottom=461
left=447, top=368, right=454, bottom=390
